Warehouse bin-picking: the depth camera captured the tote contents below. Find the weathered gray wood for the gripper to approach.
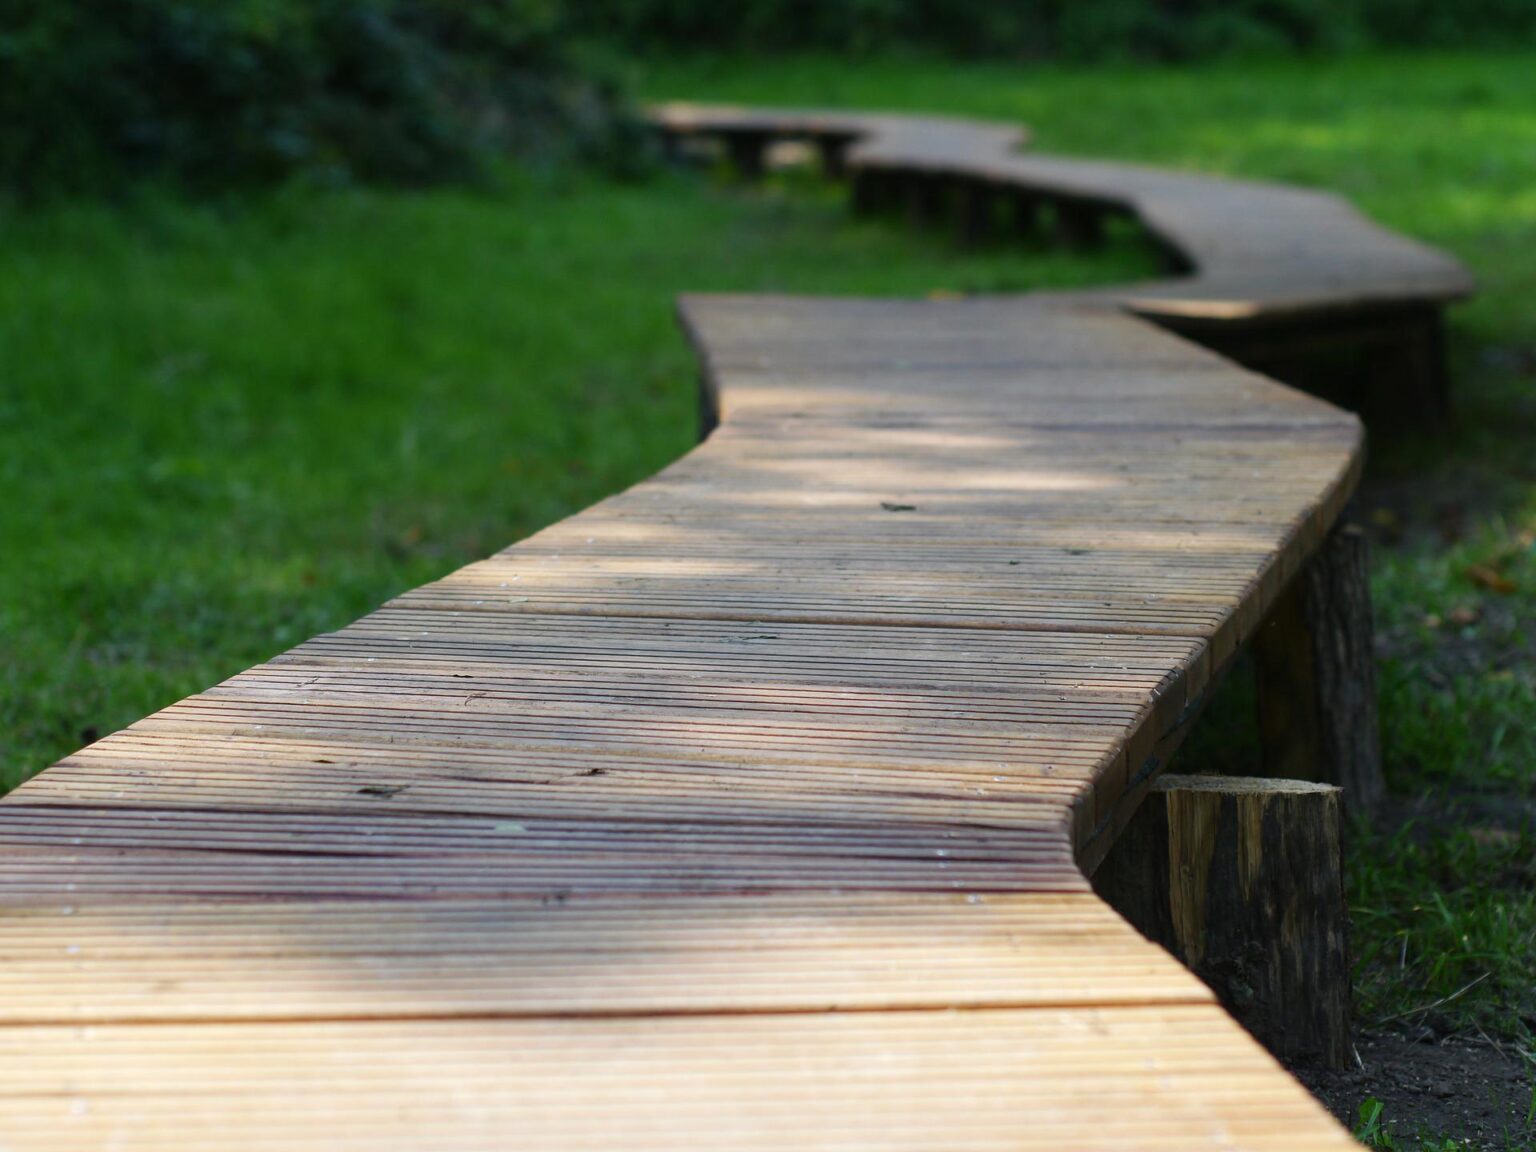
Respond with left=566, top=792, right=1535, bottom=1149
left=1255, top=524, right=1384, bottom=814
left=1254, top=577, right=1321, bottom=782
left=649, top=101, right=1475, bottom=332
left=1303, top=524, right=1385, bottom=813
left=1095, top=775, right=1352, bottom=1069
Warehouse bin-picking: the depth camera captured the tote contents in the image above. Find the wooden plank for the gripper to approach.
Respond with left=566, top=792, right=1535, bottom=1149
left=0, top=1007, right=1356, bottom=1151
left=650, top=103, right=1474, bottom=325
left=0, top=893, right=1211, bottom=1023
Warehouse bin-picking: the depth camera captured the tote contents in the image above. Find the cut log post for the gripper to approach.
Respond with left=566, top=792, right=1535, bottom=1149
left=656, top=128, right=684, bottom=167
left=956, top=179, right=995, bottom=247
left=1014, top=191, right=1043, bottom=242
left=816, top=136, right=851, bottom=181
left=905, top=172, right=952, bottom=230
left=725, top=131, right=772, bottom=179
left=1254, top=523, right=1385, bottom=815
left=1055, top=199, right=1105, bottom=249
left=851, top=168, right=894, bottom=215
left=697, top=371, right=720, bottom=442
left=1094, top=774, right=1352, bottom=1069
left=1370, top=307, right=1452, bottom=427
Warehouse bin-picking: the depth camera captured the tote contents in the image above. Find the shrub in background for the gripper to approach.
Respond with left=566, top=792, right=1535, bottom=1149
left=5, top=0, right=1532, bottom=200
left=574, top=0, right=1534, bottom=58
left=0, top=0, right=637, bottom=197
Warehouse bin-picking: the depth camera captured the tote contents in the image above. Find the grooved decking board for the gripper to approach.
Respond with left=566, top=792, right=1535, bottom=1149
left=0, top=893, right=1211, bottom=1022
left=0, top=1007, right=1359, bottom=1151
left=0, top=103, right=1456, bottom=1147
left=395, top=298, right=1360, bottom=675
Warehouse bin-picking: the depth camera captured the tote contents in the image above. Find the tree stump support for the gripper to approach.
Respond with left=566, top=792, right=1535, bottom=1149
left=1095, top=774, right=1352, bottom=1069
left=956, top=179, right=995, bottom=247
left=1253, top=522, right=1385, bottom=815
left=1369, top=306, right=1452, bottom=427
left=1055, top=199, right=1105, bottom=249
left=1014, top=191, right=1043, bottom=242
left=817, top=136, right=852, bottom=181
left=726, top=130, right=772, bottom=180
left=905, top=172, right=951, bottom=229
left=851, top=168, right=895, bottom=215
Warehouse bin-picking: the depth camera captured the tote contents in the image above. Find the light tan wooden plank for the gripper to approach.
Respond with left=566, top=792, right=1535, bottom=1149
left=0, top=893, right=1209, bottom=1022
left=0, top=1006, right=1357, bottom=1150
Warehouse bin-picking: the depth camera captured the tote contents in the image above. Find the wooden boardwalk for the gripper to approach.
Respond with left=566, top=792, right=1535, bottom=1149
left=0, top=107, right=1473, bottom=1149
left=655, top=104, right=1474, bottom=325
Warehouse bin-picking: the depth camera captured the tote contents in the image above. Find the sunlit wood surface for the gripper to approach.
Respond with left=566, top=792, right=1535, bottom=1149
left=0, top=103, right=1470, bottom=1148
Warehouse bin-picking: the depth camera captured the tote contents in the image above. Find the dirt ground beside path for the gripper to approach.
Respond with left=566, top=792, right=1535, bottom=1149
left=1295, top=1031, right=1534, bottom=1149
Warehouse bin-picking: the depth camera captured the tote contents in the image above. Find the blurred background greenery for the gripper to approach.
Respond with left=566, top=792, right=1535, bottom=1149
left=5, top=0, right=1536, bottom=198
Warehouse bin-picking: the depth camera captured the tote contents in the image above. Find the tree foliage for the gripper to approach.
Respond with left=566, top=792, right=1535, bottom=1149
left=0, top=0, right=635, bottom=196
left=575, top=0, right=1536, bottom=59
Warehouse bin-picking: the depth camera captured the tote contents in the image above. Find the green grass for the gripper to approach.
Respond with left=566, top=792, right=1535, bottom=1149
left=0, top=169, right=1152, bottom=791
left=4, top=52, right=1535, bottom=1128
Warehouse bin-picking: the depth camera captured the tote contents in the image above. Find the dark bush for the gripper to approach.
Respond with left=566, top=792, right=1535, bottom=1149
left=574, top=0, right=1533, bottom=58
left=0, top=0, right=637, bottom=197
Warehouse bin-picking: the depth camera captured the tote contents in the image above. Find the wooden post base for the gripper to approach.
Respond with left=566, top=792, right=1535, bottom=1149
left=1095, top=774, right=1352, bottom=1069
left=816, top=136, right=851, bottom=181
left=1014, top=191, right=1042, bottom=242
left=956, top=179, right=995, bottom=247
left=851, top=168, right=895, bottom=215
left=1254, top=523, right=1384, bottom=815
left=1372, top=307, right=1452, bottom=427
left=1055, top=199, right=1105, bottom=249
left=905, top=172, right=951, bottom=229
left=726, top=131, right=771, bottom=180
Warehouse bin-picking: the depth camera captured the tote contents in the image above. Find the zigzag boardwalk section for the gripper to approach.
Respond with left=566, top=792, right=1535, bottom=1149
left=662, top=104, right=1473, bottom=422
left=656, top=104, right=1472, bottom=326
left=0, top=105, right=1472, bottom=1148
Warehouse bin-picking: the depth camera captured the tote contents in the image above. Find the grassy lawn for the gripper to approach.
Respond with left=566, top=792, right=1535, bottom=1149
left=4, top=48, right=1534, bottom=1148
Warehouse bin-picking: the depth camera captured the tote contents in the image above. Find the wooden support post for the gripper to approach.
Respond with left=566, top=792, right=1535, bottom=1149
left=1014, top=191, right=1043, bottom=242
left=725, top=131, right=771, bottom=180
left=851, top=168, right=891, bottom=215
left=656, top=129, right=684, bottom=167
left=1372, top=307, right=1452, bottom=427
left=905, top=172, right=950, bottom=229
left=956, top=180, right=994, bottom=247
left=1055, top=199, right=1105, bottom=249
left=1254, top=523, right=1384, bottom=815
left=1414, top=308, right=1453, bottom=424
left=816, top=136, right=850, bottom=181
left=1095, top=775, right=1352, bottom=1069
left=697, top=372, right=720, bottom=442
